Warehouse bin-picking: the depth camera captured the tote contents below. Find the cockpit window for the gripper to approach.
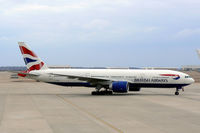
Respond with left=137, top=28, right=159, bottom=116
left=185, top=76, right=191, bottom=78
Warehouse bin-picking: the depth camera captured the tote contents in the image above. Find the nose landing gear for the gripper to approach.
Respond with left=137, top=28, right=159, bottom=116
left=175, top=87, right=184, bottom=95
left=175, top=91, right=179, bottom=95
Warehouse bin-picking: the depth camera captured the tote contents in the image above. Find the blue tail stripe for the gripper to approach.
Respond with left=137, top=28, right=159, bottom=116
left=24, top=58, right=37, bottom=64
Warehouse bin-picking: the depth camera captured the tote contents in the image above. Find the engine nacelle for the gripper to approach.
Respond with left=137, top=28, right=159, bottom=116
left=109, top=81, right=129, bottom=93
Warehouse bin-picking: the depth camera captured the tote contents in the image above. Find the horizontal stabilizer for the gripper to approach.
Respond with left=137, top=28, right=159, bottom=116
left=17, top=71, right=40, bottom=77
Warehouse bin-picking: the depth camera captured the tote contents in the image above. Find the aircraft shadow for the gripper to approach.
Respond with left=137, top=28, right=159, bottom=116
left=56, top=93, right=174, bottom=98
left=16, top=93, right=174, bottom=98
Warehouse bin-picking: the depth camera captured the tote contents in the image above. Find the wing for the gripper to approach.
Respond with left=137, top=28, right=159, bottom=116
left=49, top=73, right=109, bottom=82
left=48, top=73, right=133, bottom=84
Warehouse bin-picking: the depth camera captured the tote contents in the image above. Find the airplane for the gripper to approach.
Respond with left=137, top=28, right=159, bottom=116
left=17, top=42, right=195, bottom=95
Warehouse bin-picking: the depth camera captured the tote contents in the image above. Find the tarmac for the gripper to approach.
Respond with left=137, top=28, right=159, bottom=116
left=0, top=72, right=200, bottom=133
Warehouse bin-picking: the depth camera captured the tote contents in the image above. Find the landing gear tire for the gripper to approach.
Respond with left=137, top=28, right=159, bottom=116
left=175, top=91, right=179, bottom=95
left=91, top=91, right=113, bottom=95
left=91, top=91, right=99, bottom=95
left=104, top=91, right=113, bottom=95
left=175, top=87, right=182, bottom=95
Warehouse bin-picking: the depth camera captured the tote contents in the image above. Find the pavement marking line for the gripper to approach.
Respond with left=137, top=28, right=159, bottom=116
left=56, top=95, right=124, bottom=133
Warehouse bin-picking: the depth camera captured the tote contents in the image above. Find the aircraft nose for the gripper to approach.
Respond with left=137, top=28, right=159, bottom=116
left=188, top=78, right=195, bottom=84
left=190, top=78, right=195, bottom=84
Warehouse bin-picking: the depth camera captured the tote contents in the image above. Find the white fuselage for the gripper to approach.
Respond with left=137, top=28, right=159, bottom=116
left=29, top=69, right=194, bottom=88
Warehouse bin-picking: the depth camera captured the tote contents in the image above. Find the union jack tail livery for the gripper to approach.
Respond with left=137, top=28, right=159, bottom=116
left=18, top=42, right=48, bottom=72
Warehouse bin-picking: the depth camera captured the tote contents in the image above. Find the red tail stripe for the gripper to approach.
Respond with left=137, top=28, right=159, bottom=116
left=28, top=62, right=44, bottom=71
left=19, top=46, right=37, bottom=57
left=18, top=62, right=44, bottom=77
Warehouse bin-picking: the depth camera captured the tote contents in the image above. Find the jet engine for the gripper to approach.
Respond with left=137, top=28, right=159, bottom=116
left=109, top=81, right=129, bottom=93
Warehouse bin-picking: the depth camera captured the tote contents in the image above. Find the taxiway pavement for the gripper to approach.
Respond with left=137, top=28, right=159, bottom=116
left=0, top=72, right=200, bottom=133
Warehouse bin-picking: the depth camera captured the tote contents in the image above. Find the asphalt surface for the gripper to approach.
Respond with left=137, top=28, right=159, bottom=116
left=0, top=72, right=200, bottom=133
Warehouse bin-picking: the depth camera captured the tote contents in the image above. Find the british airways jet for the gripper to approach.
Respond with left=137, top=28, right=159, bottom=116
left=18, top=42, right=194, bottom=95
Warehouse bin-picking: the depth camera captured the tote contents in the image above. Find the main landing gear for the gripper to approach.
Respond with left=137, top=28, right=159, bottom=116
left=175, top=87, right=184, bottom=95
left=91, top=85, right=113, bottom=95
left=91, top=90, right=113, bottom=95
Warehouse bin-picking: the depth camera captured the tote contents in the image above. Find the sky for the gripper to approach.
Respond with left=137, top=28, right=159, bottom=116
left=1, top=0, right=200, bottom=67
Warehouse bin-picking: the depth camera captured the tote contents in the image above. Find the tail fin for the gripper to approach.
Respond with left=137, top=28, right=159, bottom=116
left=197, top=49, right=200, bottom=59
left=18, top=42, right=48, bottom=72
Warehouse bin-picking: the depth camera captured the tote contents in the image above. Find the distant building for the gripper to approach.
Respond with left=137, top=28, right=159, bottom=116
left=0, top=66, right=26, bottom=71
left=49, top=65, right=71, bottom=69
left=182, top=65, right=200, bottom=71
left=141, top=67, right=180, bottom=71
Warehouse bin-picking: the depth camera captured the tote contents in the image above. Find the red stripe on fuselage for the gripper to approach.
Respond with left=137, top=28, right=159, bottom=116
left=19, top=46, right=37, bottom=57
left=160, top=74, right=179, bottom=77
